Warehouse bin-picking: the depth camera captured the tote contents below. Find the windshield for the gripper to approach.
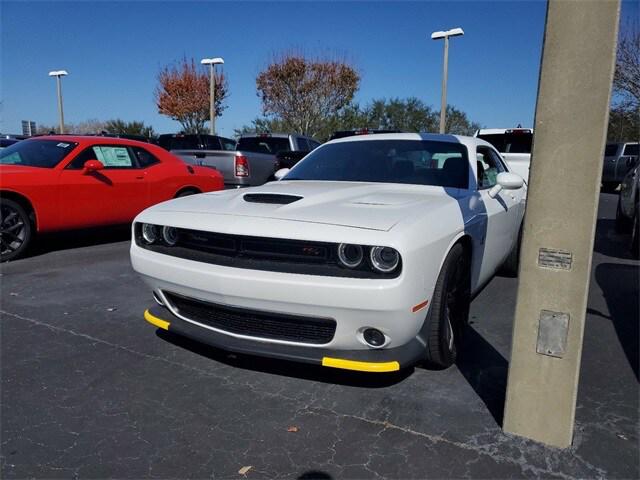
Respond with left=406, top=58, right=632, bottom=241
left=0, top=139, right=78, bottom=168
left=285, top=139, right=469, bottom=188
left=477, top=133, right=532, bottom=154
left=237, top=136, right=291, bottom=155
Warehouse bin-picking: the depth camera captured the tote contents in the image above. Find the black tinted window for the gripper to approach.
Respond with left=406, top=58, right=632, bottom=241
left=133, top=147, right=160, bottom=168
left=605, top=144, right=619, bottom=156
left=159, top=135, right=201, bottom=150
left=286, top=140, right=469, bottom=188
left=297, top=138, right=310, bottom=151
left=221, top=137, right=237, bottom=151
left=237, top=137, right=291, bottom=154
left=623, top=144, right=638, bottom=156
left=477, top=133, right=532, bottom=154
left=0, top=140, right=77, bottom=168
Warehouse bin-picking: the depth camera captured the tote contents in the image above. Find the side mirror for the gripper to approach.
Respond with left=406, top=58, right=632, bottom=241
left=488, top=172, right=524, bottom=198
left=83, top=159, right=105, bottom=173
left=274, top=168, right=290, bottom=181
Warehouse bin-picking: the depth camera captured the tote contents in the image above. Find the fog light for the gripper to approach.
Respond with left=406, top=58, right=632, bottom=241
left=142, top=223, right=158, bottom=244
left=338, top=243, right=363, bottom=268
left=162, top=226, right=179, bottom=246
left=363, top=328, right=386, bottom=347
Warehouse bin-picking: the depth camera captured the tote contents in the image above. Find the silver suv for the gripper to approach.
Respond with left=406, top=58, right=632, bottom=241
left=602, top=142, right=638, bottom=191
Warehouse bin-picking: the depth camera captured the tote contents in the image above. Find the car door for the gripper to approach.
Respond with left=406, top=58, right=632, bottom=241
left=475, top=145, right=523, bottom=280
left=57, top=144, right=149, bottom=229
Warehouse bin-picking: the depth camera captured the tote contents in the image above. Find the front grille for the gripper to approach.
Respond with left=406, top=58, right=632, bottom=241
left=134, top=224, right=401, bottom=279
left=164, top=291, right=336, bottom=344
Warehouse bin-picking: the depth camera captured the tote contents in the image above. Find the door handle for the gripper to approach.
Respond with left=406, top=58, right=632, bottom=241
left=135, top=175, right=145, bottom=180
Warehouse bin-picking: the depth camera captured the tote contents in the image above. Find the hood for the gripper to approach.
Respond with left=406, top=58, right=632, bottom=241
left=150, top=180, right=461, bottom=231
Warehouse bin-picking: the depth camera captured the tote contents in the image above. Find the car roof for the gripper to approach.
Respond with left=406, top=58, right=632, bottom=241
left=29, top=135, right=153, bottom=148
left=239, top=133, right=291, bottom=139
left=475, top=128, right=534, bottom=135
left=325, top=132, right=493, bottom=150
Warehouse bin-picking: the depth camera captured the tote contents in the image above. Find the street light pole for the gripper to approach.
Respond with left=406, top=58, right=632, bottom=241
left=200, top=57, right=225, bottom=135
left=48, top=70, right=68, bottom=134
left=431, top=28, right=464, bottom=134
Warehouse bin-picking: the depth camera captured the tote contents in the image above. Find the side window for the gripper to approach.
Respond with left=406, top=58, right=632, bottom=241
left=623, top=144, right=638, bottom=156
left=204, top=136, right=221, bottom=150
left=221, top=138, right=236, bottom=151
left=476, top=147, right=505, bottom=189
left=133, top=147, right=160, bottom=168
left=93, top=146, right=135, bottom=168
left=297, top=137, right=310, bottom=151
left=67, top=147, right=97, bottom=169
left=308, top=140, right=321, bottom=150
left=66, top=145, right=135, bottom=169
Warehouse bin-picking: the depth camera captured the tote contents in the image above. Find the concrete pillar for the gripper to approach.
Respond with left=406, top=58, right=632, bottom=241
left=503, top=0, right=620, bottom=448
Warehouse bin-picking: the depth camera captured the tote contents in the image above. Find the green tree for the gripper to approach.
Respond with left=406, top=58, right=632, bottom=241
left=441, top=106, right=481, bottom=135
left=104, top=119, right=155, bottom=138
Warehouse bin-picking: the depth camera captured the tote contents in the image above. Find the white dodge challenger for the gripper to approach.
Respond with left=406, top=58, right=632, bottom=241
left=130, top=133, right=525, bottom=372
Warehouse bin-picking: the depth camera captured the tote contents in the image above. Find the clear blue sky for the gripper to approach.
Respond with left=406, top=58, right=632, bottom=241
left=2, top=1, right=637, bottom=137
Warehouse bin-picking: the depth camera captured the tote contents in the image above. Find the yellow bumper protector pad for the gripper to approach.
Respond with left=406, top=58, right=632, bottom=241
left=322, top=357, right=400, bottom=373
left=144, top=309, right=170, bottom=330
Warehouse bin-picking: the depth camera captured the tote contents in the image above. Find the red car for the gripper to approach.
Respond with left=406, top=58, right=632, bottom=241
left=0, top=135, right=224, bottom=261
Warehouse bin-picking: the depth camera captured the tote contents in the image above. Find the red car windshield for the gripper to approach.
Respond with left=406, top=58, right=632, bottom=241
left=0, top=139, right=78, bottom=168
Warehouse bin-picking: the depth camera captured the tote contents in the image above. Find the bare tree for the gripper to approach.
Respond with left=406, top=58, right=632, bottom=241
left=614, top=21, right=640, bottom=109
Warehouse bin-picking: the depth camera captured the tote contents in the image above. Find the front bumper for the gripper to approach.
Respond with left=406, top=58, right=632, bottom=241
left=145, top=306, right=426, bottom=372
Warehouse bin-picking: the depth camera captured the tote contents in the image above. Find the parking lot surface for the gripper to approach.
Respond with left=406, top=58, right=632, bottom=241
left=1, top=193, right=638, bottom=479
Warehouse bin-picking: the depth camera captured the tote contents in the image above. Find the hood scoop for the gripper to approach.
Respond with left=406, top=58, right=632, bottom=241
left=243, top=193, right=303, bottom=205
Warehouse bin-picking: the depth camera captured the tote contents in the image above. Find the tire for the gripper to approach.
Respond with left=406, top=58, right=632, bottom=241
left=631, top=207, right=639, bottom=260
left=423, top=243, right=471, bottom=369
left=501, top=223, right=522, bottom=277
left=175, top=188, right=199, bottom=198
left=615, top=197, right=632, bottom=233
left=0, top=198, right=33, bottom=262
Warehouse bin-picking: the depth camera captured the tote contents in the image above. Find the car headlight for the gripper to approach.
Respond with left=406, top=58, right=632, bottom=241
left=337, top=243, right=364, bottom=268
left=141, top=223, right=158, bottom=244
left=162, top=226, right=179, bottom=246
left=370, top=246, right=400, bottom=273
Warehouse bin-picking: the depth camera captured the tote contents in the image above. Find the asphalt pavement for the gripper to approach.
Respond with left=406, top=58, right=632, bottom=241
left=1, top=192, right=638, bottom=479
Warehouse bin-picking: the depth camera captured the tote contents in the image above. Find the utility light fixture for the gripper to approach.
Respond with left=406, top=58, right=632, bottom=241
left=431, top=27, right=464, bottom=40
left=48, top=70, right=68, bottom=77
left=200, top=58, right=224, bottom=65
left=200, top=57, right=225, bottom=134
left=430, top=27, right=464, bottom=133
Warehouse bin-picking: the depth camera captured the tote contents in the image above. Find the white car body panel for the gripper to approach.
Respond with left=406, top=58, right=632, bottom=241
left=131, top=133, right=526, bottom=361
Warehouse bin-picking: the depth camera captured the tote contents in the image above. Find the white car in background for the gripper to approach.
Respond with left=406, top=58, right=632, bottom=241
left=130, top=133, right=526, bottom=372
left=475, top=127, right=533, bottom=182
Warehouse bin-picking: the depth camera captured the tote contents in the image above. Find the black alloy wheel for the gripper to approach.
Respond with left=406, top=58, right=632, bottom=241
left=0, top=199, right=32, bottom=262
left=423, top=243, right=471, bottom=369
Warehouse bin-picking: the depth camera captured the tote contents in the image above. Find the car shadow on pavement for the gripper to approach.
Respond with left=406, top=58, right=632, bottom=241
left=156, top=330, right=413, bottom=388
left=593, top=219, right=635, bottom=260
left=25, top=224, right=131, bottom=259
left=594, top=263, right=639, bottom=381
left=456, top=327, right=508, bottom=426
